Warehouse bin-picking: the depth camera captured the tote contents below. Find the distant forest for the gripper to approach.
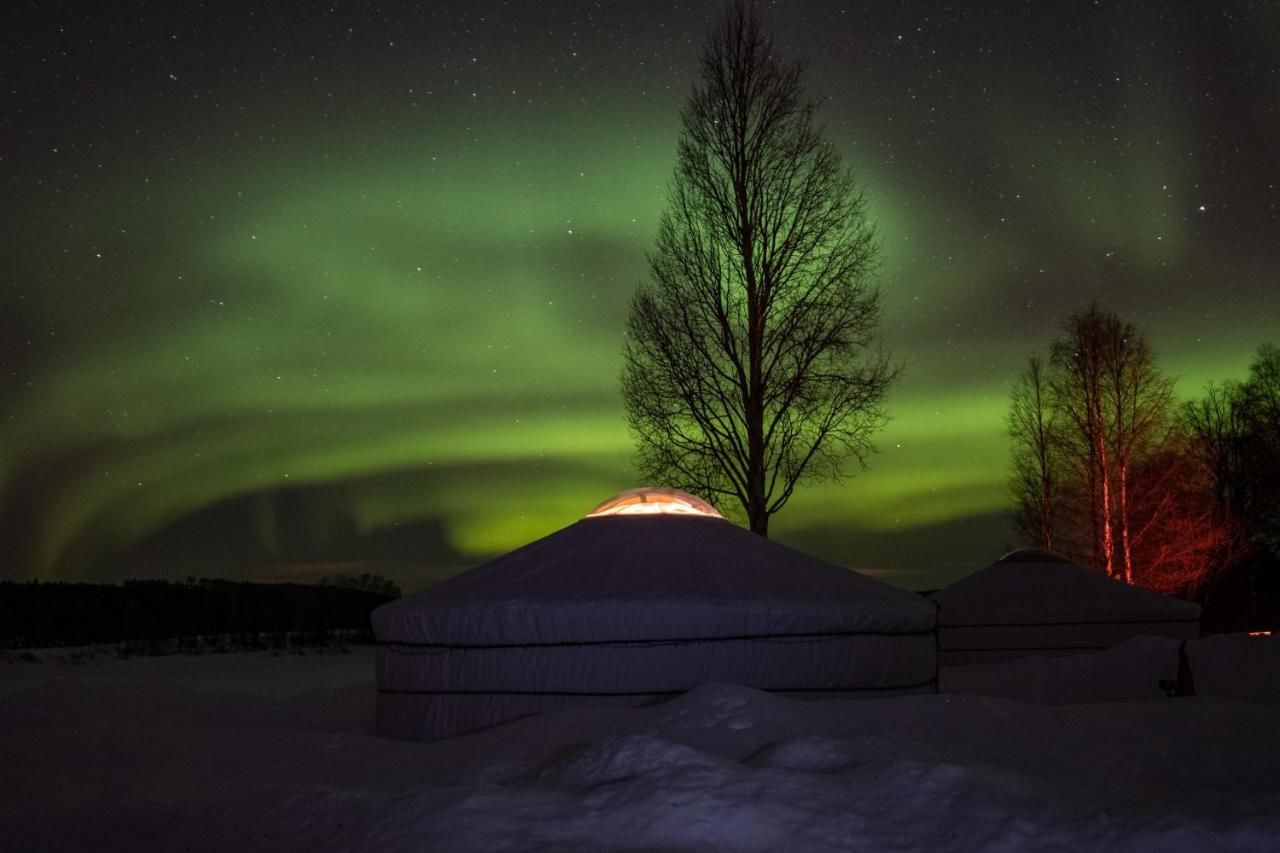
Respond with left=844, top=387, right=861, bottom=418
left=0, top=575, right=399, bottom=649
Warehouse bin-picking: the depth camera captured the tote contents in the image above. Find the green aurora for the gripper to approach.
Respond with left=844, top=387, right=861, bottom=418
left=3, top=2, right=1276, bottom=589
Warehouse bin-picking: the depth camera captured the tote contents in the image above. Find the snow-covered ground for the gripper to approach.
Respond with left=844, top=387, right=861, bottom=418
left=2, top=640, right=1278, bottom=852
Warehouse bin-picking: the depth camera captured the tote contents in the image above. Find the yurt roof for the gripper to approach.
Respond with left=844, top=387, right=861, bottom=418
left=930, top=548, right=1202, bottom=627
left=374, top=488, right=935, bottom=645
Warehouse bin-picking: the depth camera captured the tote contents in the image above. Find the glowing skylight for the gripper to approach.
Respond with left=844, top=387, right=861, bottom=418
left=998, top=548, right=1071, bottom=563
left=584, top=487, right=724, bottom=519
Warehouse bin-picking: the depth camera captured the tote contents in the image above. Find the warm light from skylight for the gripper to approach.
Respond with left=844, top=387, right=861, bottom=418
left=584, top=487, right=724, bottom=519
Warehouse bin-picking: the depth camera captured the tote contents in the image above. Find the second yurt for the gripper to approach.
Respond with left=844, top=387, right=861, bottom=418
left=931, top=548, right=1201, bottom=667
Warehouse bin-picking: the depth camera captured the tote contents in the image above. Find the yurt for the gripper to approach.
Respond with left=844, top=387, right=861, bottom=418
left=931, top=548, right=1202, bottom=667
left=373, top=487, right=938, bottom=741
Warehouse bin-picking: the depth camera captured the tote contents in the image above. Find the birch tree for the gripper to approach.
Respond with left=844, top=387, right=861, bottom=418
left=622, top=1, right=896, bottom=535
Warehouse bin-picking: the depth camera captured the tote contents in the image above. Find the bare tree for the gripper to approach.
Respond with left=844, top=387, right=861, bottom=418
left=1239, top=344, right=1280, bottom=552
left=1183, top=381, right=1248, bottom=522
left=1186, top=344, right=1280, bottom=556
left=1008, top=353, right=1057, bottom=549
left=1050, top=305, right=1117, bottom=576
left=1102, top=316, right=1176, bottom=583
left=1040, top=305, right=1176, bottom=581
left=622, top=1, right=896, bottom=535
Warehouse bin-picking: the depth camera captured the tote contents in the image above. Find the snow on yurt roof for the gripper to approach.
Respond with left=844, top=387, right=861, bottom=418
left=584, top=487, right=723, bottom=519
left=931, top=548, right=1201, bottom=626
left=373, top=488, right=935, bottom=645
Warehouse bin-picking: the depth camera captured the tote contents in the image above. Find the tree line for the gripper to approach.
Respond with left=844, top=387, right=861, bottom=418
left=1008, top=303, right=1278, bottom=600
left=0, top=575, right=399, bottom=649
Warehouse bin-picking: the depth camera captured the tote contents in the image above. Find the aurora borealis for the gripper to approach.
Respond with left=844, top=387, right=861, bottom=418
left=3, top=1, right=1277, bottom=590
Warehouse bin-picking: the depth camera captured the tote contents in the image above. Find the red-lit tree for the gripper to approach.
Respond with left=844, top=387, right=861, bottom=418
left=1125, top=434, right=1235, bottom=597
left=1043, top=305, right=1174, bottom=581
left=1008, top=305, right=1234, bottom=597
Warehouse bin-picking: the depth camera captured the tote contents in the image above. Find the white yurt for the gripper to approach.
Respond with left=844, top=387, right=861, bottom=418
left=373, top=487, right=938, bottom=741
left=931, top=548, right=1202, bottom=667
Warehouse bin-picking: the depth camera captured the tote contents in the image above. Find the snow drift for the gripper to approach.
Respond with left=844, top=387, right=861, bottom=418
left=2, top=643, right=1279, bottom=852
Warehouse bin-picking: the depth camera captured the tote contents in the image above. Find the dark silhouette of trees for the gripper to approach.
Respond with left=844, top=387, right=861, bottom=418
left=1182, top=380, right=1252, bottom=573
left=622, top=1, right=895, bottom=536
left=1183, top=381, right=1247, bottom=525
left=0, top=577, right=398, bottom=649
left=1184, top=344, right=1280, bottom=560
left=1008, top=354, right=1057, bottom=549
left=319, top=572, right=402, bottom=598
left=1176, top=345, right=1280, bottom=621
left=1239, top=345, right=1280, bottom=552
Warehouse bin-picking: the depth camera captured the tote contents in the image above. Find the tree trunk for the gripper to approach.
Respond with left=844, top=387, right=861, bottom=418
left=745, top=406, right=769, bottom=536
left=1119, top=461, right=1133, bottom=584
left=1040, top=440, right=1054, bottom=551
left=1099, top=435, right=1116, bottom=578
left=1042, top=483, right=1053, bottom=551
left=1087, top=453, right=1099, bottom=568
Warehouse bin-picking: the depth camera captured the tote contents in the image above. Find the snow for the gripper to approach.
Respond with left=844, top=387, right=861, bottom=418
left=1187, top=634, right=1280, bottom=704
left=940, top=635, right=1185, bottom=704
left=2, top=642, right=1279, bottom=852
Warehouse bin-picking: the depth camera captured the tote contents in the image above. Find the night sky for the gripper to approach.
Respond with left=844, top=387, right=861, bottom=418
left=3, top=1, right=1277, bottom=590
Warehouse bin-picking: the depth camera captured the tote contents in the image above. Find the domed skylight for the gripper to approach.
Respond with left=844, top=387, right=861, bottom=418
left=998, top=547, right=1071, bottom=563
left=584, top=487, right=724, bottom=519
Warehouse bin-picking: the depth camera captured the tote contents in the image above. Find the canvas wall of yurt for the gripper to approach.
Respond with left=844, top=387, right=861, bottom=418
left=931, top=548, right=1201, bottom=667
left=372, top=487, right=938, bottom=741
